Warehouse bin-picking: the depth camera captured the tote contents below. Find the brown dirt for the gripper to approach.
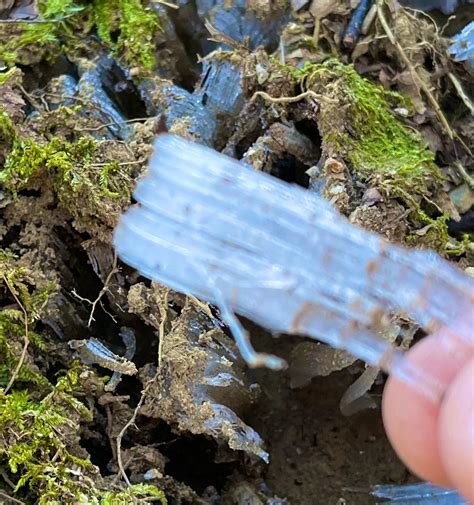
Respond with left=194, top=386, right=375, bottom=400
left=234, top=328, right=411, bottom=504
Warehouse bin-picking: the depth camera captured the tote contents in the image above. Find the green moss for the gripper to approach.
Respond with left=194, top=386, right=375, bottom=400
left=0, top=107, right=18, bottom=147
left=101, top=484, right=167, bottom=504
left=0, top=250, right=166, bottom=502
left=92, top=0, right=161, bottom=70
left=293, top=59, right=440, bottom=185
left=0, top=67, right=18, bottom=84
left=0, top=366, right=95, bottom=503
left=0, top=107, right=128, bottom=198
left=1, top=107, right=133, bottom=235
left=99, top=161, right=121, bottom=198
left=0, top=311, right=48, bottom=388
left=92, top=0, right=118, bottom=45
left=116, top=0, right=161, bottom=70
left=0, top=251, right=53, bottom=389
left=0, top=363, right=166, bottom=503
left=0, top=0, right=161, bottom=72
left=0, top=0, right=86, bottom=65
left=1, top=135, right=97, bottom=195
left=284, top=59, right=467, bottom=254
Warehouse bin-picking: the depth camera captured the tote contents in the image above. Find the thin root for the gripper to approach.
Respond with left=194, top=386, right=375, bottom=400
left=188, top=294, right=214, bottom=320
left=71, top=254, right=119, bottom=326
left=250, top=90, right=337, bottom=105
left=376, top=1, right=455, bottom=141
left=448, top=72, right=474, bottom=116
left=0, top=490, right=25, bottom=505
left=116, top=376, right=157, bottom=487
left=452, top=161, right=474, bottom=190
left=2, top=274, right=29, bottom=395
left=157, top=289, right=169, bottom=368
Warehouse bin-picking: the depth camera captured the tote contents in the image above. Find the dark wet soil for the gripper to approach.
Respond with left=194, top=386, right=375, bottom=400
left=242, top=330, right=410, bottom=504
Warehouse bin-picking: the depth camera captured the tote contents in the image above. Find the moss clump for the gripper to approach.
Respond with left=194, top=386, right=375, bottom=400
left=0, top=107, right=17, bottom=148
left=0, top=107, right=133, bottom=233
left=0, top=251, right=166, bottom=503
left=286, top=59, right=465, bottom=254
left=0, top=0, right=161, bottom=72
left=101, top=484, right=168, bottom=504
left=1, top=133, right=98, bottom=195
left=0, top=366, right=167, bottom=503
left=93, top=0, right=161, bottom=70
left=0, top=367, right=95, bottom=503
left=0, top=308, right=49, bottom=389
left=0, top=251, right=52, bottom=389
left=293, top=59, right=440, bottom=186
left=0, top=0, right=85, bottom=65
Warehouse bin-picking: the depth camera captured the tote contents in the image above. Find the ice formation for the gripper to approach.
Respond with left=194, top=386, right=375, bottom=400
left=372, top=482, right=466, bottom=504
left=113, top=135, right=474, bottom=403
left=449, top=21, right=474, bottom=71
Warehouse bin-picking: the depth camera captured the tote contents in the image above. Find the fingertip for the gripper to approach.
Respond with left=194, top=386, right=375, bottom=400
left=438, top=357, right=474, bottom=503
left=382, top=332, right=470, bottom=487
left=382, top=369, right=449, bottom=485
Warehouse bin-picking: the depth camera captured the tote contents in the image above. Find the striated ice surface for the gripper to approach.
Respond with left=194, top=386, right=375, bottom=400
left=449, top=21, right=474, bottom=71
left=372, top=482, right=466, bottom=504
left=114, top=135, right=474, bottom=403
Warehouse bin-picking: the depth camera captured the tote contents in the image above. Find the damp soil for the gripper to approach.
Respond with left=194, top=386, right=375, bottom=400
left=241, top=328, right=410, bottom=505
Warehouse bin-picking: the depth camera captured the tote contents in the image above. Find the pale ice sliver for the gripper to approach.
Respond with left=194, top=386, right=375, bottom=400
left=113, top=135, right=474, bottom=403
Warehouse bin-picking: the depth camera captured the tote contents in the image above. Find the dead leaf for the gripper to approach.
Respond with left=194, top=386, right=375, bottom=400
left=309, top=0, right=344, bottom=19
left=394, top=70, right=426, bottom=114
left=291, top=0, right=309, bottom=12
left=413, top=224, right=434, bottom=236
left=419, top=125, right=444, bottom=155
left=1, top=0, right=37, bottom=19
left=0, top=0, right=14, bottom=16
left=352, top=37, right=372, bottom=60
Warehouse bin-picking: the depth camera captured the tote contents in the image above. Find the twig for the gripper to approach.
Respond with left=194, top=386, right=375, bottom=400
left=0, top=18, right=48, bottom=23
left=157, top=290, right=169, bottom=368
left=151, top=0, right=179, bottom=8
left=0, top=490, right=25, bottom=505
left=204, top=19, right=247, bottom=50
left=376, top=0, right=455, bottom=141
left=452, top=161, right=474, bottom=190
left=250, top=90, right=337, bottom=105
left=74, top=115, right=157, bottom=132
left=361, top=4, right=377, bottom=35
left=71, top=255, right=119, bottom=326
left=0, top=468, right=17, bottom=490
left=116, top=377, right=156, bottom=486
left=448, top=72, right=474, bottom=115
left=312, top=19, right=321, bottom=49
left=2, top=274, right=29, bottom=395
left=18, top=84, right=46, bottom=113
left=99, top=300, right=118, bottom=324
left=279, top=36, right=285, bottom=64
left=188, top=295, right=214, bottom=320
left=90, top=159, right=146, bottom=168
left=40, top=92, right=118, bottom=126
left=343, top=0, right=373, bottom=48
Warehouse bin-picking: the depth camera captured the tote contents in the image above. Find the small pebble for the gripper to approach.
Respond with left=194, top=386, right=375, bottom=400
left=449, top=183, right=474, bottom=214
left=255, top=63, right=270, bottom=84
left=144, top=468, right=163, bottom=480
